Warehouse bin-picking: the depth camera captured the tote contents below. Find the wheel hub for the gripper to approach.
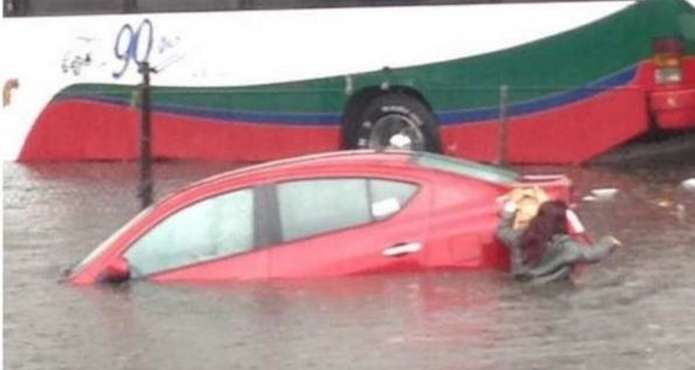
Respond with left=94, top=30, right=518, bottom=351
left=368, top=113, right=425, bottom=151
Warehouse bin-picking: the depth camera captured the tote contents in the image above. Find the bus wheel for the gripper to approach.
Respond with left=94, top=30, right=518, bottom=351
left=346, top=93, right=441, bottom=152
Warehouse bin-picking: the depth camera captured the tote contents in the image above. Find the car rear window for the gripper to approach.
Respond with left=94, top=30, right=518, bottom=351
left=413, top=152, right=518, bottom=184
left=369, top=179, right=418, bottom=220
left=276, top=178, right=420, bottom=242
left=278, top=179, right=371, bottom=242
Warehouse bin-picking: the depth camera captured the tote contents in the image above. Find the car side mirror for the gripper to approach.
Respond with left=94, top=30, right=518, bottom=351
left=100, top=256, right=130, bottom=284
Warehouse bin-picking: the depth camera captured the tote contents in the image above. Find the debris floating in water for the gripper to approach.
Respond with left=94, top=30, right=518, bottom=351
left=675, top=204, right=686, bottom=222
left=591, top=188, right=619, bottom=198
left=583, top=188, right=619, bottom=202
left=681, top=178, right=695, bottom=191
left=657, top=199, right=673, bottom=208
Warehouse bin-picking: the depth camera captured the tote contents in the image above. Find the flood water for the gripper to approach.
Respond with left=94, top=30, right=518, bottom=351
left=4, top=157, right=695, bottom=369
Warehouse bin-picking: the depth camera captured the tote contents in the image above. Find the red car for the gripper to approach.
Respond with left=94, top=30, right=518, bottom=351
left=68, top=151, right=576, bottom=284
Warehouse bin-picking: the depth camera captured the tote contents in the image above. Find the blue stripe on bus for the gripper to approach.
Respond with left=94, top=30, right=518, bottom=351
left=436, top=65, right=637, bottom=124
left=157, top=102, right=341, bottom=125
left=63, top=65, right=636, bottom=126
left=71, top=95, right=341, bottom=125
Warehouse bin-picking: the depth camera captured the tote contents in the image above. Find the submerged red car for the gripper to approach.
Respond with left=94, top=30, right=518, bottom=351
left=69, top=151, right=577, bottom=284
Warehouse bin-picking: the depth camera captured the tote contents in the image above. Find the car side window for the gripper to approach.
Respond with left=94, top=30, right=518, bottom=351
left=277, top=179, right=370, bottom=241
left=125, top=189, right=254, bottom=277
left=369, top=179, right=418, bottom=220
left=276, top=178, right=419, bottom=242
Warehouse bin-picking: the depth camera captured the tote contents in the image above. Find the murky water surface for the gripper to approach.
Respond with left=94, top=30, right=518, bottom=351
left=4, top=159, right=695, bottom=369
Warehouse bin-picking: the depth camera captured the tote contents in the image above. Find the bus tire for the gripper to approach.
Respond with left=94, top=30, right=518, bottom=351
left=345, top=93, right=441, bottom=153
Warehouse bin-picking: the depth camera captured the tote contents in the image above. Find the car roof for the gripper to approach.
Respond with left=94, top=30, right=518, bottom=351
left=179, top=149, right=416, bottom=191
left=157, top=150, right=520, bottom=208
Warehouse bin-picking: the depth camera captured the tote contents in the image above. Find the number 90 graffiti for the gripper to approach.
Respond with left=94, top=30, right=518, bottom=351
left=113, top=19, right=153, bottom=79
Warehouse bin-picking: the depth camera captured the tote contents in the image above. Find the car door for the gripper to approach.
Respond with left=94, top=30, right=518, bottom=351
left=268, top=177, right=432, bottom=279
left=122, top=187, right=270, bottom=282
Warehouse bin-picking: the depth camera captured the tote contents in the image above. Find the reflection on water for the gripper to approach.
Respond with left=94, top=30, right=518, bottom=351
left=4, top=160, right=695, bottom=369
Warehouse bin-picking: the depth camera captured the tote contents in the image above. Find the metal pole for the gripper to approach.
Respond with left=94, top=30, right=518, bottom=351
left=138, top=62, right=153, bottom=209
left=497, top=84, right=509, bottom=166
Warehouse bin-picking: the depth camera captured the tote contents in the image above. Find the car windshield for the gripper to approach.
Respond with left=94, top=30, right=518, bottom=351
left=413, top=152, right=518, bottom=184
left=70, top=205, right=154, bottom=276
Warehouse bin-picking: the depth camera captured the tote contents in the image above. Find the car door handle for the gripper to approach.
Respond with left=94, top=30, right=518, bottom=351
left=382, top=242, right=422, bottom=257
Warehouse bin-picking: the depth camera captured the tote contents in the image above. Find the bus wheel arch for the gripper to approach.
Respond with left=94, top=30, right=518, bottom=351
left=342, top=87, right=442, bottom=153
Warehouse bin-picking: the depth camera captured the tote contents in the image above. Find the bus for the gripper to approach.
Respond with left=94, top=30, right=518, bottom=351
left=2, top=0, right=695, bottom=164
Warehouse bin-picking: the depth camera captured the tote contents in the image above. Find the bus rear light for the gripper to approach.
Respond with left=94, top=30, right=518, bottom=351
left=655, top=68, right=683, bottom=84
left=653, top=37, right=684, bottom=84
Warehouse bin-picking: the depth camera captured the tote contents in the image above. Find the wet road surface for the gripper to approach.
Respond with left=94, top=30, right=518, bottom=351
left=4, top=160, right=695, bottom=369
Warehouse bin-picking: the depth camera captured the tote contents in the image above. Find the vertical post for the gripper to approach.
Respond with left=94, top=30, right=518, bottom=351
left=138, top=62, right=153, bottom=209
left=497, top=84, right=509, bottom=166
left=123, top=0, right=137, bottom=13
left=9, top=0, right=28, bottom=16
